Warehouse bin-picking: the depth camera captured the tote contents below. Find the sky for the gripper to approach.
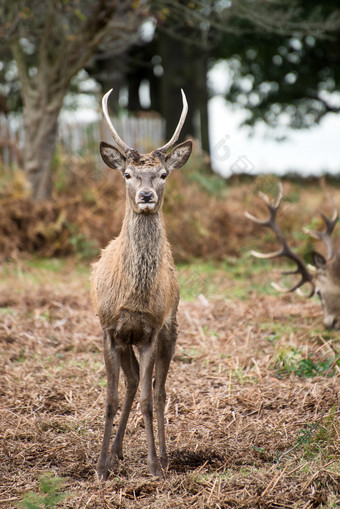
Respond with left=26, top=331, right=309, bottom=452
left=209, top=96, right=340, bottom=178
left=208, top=63, right=340, bottom=178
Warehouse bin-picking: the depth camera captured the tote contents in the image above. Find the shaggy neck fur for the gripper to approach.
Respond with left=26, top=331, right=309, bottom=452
left=121, top=206, right=165, bottom=293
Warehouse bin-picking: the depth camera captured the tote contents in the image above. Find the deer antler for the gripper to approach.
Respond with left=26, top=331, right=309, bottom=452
left=157, top=89, right=188, bottom=153
left=245, top=183, right=315, bottom=295
left=102, top=89, right=132, bottom=154
left=304, top=197, right=338, bottom=260
left=102, top=88, right=188, bottom=154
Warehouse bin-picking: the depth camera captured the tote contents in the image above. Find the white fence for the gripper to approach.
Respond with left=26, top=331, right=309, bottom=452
left=0, top=113, right=166, bottom=167
left=0, top=114, right=23, bottom=167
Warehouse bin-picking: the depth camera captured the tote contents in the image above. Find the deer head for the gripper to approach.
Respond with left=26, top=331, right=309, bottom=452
left=100, top=89, right=192, bottom=214
left=245, top=183, right=340, bottom=330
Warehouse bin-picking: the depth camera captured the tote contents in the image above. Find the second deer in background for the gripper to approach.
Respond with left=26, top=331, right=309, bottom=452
left=246, top=183, right=340, bottom=330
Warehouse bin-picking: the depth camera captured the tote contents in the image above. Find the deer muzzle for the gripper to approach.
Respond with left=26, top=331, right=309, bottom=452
left=136, top=189, right=157, bottom=212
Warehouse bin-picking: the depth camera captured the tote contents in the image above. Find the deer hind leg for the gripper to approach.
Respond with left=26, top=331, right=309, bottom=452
left=154, top=322, right=177, bottom=470
left=111, top=345, right=139, bottom=462
left=138, top=335, right=162, bottom=477
left=97, top=330, right=120, bottom=480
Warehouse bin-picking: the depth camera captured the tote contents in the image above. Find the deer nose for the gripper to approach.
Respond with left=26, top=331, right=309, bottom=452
left=324, top=315, right=339, bottom=330
left=139, top=190, right=155, bottom=203
left=331, top=318, right=340, bottom=330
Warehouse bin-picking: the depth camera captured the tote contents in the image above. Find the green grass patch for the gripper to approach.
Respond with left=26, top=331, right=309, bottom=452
left=26, top=257, right=68, bottom=272
left=273, top=346, right=339, bottom=378
left=0, top=307, right=15, bottom=315
left=295, top=406, right=339, bottom=460
left=177, top=255, right=279, bottom=301
left=260, top=320, right=300, bottom=340
left=19, top=473, right=71, bottom=508
left=0, top=257, right=91, bottom=292
left=0, top=255, right=291, bottom=303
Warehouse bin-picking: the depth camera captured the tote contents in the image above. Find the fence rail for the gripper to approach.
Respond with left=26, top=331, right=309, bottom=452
left=0, top=113, right=166, bottom=168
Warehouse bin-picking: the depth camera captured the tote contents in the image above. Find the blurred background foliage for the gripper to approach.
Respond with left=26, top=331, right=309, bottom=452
left=0, top=0, right=340, bottom=261
left=1, top=148, right=339, bottom=263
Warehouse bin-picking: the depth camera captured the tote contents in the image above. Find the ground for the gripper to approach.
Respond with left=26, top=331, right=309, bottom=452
left=0, top=254, right=339, bottom=508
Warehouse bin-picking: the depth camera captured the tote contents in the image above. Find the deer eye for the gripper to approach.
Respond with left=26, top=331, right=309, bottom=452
left=160, top=172, right=167, bottom=180
left=124, top=173, right=131, bottom=180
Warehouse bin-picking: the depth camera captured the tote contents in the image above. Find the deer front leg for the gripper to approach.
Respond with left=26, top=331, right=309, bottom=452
left=154, top=323, right=176, bottom=470
left=111, top=345, right=139, bottom=461
left=97, top=330, right=120, bottom=480
left=138, top=339, right=162, bottom=477
left=154, top=350, right=172, bottom=470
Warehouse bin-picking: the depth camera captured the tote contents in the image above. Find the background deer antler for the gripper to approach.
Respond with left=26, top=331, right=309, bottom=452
left=304, top=197, right=339, bottom=260
left=245, top=183, right=315, bottom=295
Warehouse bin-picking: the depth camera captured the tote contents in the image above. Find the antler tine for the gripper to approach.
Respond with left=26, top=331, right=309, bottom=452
left=271, top=276, right=314, bottom=297
left=157, top=89, right=188, bottom=153
left=245, top=183, right=286, bottom=247
left=305, top=196, right=338, bottom=260
left=258, top=181, right=283, bottom=210
left=245, top=183, right=314, bottom=295
left=102, top=89, right=132, bottom=154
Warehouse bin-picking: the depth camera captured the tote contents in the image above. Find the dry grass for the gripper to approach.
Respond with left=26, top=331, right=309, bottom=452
left=0, top=252, right=339, bottom=508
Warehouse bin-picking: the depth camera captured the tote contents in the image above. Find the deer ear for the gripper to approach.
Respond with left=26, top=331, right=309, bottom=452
left=312, top=251, right=327, bottom=269
left=165, top=140, right=192, bottom=172
left=100, top=141, right=126, bottom=171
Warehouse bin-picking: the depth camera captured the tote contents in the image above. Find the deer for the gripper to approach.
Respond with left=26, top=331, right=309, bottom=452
left=245, top=183, right=340, bottom=330
left=91, top=89, right=192, bottom=479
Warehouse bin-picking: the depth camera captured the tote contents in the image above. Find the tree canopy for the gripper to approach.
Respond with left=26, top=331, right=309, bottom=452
left=213, top=1, right=340, bottom=131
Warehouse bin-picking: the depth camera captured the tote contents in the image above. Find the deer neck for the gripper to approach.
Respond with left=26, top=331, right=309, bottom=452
left=121, top=206, right=165, bottom=291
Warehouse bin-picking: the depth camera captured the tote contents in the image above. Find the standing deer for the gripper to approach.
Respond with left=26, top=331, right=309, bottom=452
left=91, top=89, right=192, bottom=478
left=246, top=183, right=340, bottom=330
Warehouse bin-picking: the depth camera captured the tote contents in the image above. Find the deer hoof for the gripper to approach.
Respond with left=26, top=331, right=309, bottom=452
left=96, top=462, right=109, bottom=481
left=160, top=455, right=169, bottom=470
left=112, top=443, right=123, bottom=460
left=108, top=452, right=120, bottom=471
left=148, top=458, right=163, bottom=477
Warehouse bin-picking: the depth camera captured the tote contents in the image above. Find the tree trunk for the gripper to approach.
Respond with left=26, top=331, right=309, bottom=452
left=159, top=32, right=191, bottom=144
left=23, top=92, right=64, bottom=200
left=195, top=53, right=210, bottom=155
left=158, top=32, right=210, bottom=156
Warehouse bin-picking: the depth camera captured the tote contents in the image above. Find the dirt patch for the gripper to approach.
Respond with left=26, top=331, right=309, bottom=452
left=0, top=262, right=339, bottom=508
